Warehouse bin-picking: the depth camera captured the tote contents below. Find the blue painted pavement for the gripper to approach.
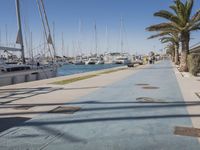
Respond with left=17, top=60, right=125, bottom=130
left=0, top=60, right=200, bottom=150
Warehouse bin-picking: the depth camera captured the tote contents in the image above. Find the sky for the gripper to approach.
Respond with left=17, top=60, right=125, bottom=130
left=0, top=0, right=200, bottom=56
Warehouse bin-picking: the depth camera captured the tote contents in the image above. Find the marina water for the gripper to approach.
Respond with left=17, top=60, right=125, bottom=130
left=57, top=64, right=124, bottom=76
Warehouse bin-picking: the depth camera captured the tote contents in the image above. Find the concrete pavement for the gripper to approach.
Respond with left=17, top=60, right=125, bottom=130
left=174, top=63, right=200, bottom=142
left=0, top=60, right=200, bottom=150
left=0, top=66, right=137, bottom=119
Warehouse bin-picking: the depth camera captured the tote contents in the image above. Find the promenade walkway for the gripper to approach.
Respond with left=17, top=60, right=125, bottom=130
left=0, top=60, right=200, bottom=150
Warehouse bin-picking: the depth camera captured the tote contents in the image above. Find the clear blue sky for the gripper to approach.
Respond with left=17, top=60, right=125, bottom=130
left=0, top=0, right=200, bottom=56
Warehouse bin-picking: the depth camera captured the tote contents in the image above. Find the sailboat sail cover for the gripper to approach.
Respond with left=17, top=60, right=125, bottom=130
left=16, top=30, right=22, bottom=44
left=47, top=34, right=53, bottom=44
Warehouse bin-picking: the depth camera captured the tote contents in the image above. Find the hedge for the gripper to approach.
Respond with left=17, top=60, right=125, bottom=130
left=188, top=53, right=200, bottom=76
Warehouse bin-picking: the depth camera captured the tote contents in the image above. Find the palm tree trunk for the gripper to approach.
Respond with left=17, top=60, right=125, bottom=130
left=175, top=44, right=179, bottom=65
left=171, top=47, right=175, bottom=62
left=180, top=32, right=189, bottom=72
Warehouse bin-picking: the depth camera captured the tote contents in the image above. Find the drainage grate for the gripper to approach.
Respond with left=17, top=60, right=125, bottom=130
left=135, top=84, right=150, bottom=86
left=48, top=106, right=81, bottom=114
left=14, top=105, right=34, bottom=110
left=142, top=86, right=160, bottom=90
left=174, top=126, right=200, bottom=137
left=136, top=97, right=162, bottom=103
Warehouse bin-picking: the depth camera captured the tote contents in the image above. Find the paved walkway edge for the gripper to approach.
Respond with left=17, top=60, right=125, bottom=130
left=173, top=62, right=200, bottom=142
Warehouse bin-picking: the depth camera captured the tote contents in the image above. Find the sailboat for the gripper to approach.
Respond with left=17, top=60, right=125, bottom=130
left=85, top=21, right=104, bottom=65
left=72, top=20, right=85, bottom=65
left=114, top=17, right=131, bottom=65
left=0, top=0, right=57, bottom=86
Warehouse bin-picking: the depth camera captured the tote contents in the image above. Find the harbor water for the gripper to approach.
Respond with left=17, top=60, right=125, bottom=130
left=57, top=64, right=124, bottom=76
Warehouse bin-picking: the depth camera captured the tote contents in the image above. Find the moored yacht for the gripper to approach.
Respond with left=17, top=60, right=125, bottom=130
left=115, top=56, right=129, bottom=64
left=0, top=0, right=57, bottom=87
left=74, top=56, right=85, bottom=65
left=96, top=57, right=104, bottom=64
left=85, top=57, right=98, bottom=65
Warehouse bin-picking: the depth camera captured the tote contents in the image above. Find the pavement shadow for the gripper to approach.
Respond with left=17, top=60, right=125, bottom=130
left=24, top=114, right=200, bottom=126
left=1, top=100, right=200, bottom=143
left=0, top=87, right=62, bottom=104
left=37, top=125, right=87, bottom=144
left=64, top=100, right=200, bottom=105
left=0, top=86, right=105, bottom=105
left=0, top=117, right=30, bottom=133
left=62, top=86, right=105, bottom=91
left=1, top=101, right=200, bottom=116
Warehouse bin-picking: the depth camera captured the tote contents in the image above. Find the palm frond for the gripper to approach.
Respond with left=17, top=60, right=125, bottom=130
left=174, top=0, right=187, bottom=25
left=146, top=23, right=175, bottom=31
left=189, top=22, right=200, bottom=31
left=185, top=0, right=193, bottom=20
left=191, top=10, right=200, bottom=23
left=160, top=37, right=176, bottom=44
left=160, top=34, right=179, bottom=45
left=148, top=32, right=170, bottom=39
left=170, top=5, right=178, bottom=15
left=154, top=10, right=180, bottom=24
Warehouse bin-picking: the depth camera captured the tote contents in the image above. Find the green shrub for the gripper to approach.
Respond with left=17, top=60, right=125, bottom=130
left=188, top=54, right=200, bottom=76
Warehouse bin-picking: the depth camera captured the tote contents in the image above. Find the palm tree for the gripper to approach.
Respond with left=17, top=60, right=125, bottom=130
left=148, top=31, right=180, bottom=65
left=146, top=0, right=200, bottom=71
left=165, top=44, right=176, bottom=59
left=161, top=35, right=180, bottom=64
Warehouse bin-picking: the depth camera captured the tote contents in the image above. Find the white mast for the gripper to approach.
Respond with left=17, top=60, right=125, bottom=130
left=94, top=21, right=98, bottom=55
left=120, top=16, right=124, bottom=53
left=40, top=0, right=56, bottom=57
left=66, top=45, right=69, bottom=57
left=52, top=21, right=56, bottom=56
left=0, top=28, right=1, bottom=56
left=105, top=25, right=109, bottom=52
left=36, top=0, right=56, bottom=61
left=72, top=41, right=76, bottom=57
left=0, top=28, right=1, bottom=46
left=43, top=31, right=46, bottom=56
left=78, top=19, right=82, bottom=55
left=30, top=32, right=34, bottom=61
left=5, top=24, right=8, bottom=46
left=36, top=0, right=56, bottom=60
left=15, top=0, right=25, bottom=64
left=61, top=32, right=65, bottom=56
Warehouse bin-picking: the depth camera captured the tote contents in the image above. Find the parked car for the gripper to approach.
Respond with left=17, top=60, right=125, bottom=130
left=127, top=62, right=134, bottom=67
left=135, top=59, right=143, bottom=65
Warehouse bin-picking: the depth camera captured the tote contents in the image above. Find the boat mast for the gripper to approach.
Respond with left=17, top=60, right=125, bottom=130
left=30, top=32, right=34, bottom=61
left=0, top=28, right=1, bottom=46
left=52, top=21, right=56, bottom=57
left=105, top=25, right=109, bottom=52
left=78, top=19, right=82, bottom=55
left=120, top=16, right=124, bottom=54
left=94, top=21, right=98, bottom=55
left=40, top=0, right=56, bottom=58
left=62, top=32, right=65, bottom=56
left=36, top=0, right=54, bottom=60
left=5, top=24, right=8, bottom=46
left=16, top=0, right=25, bottom=64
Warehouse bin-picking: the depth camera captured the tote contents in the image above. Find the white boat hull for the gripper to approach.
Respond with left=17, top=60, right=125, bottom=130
left=0, top=67, right=57, bottom=87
